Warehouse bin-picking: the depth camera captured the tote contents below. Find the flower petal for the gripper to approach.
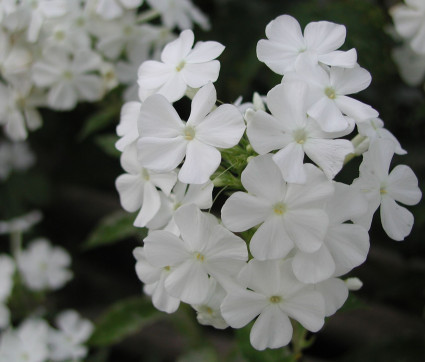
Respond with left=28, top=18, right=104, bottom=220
left=380, top=196, right=414, bottom=241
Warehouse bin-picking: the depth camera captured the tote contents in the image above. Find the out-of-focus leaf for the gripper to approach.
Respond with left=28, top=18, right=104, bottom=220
left=89, top=297, right=161, bottom=347
left=84, top=210, right=145, bottom=249
left=79, top=104, right=120, bottom=140
left=94, top=134, right=121, bottom=158
left=177, top=347, right=219, bottom=362
left=235, top=323, right=296, bottom=362
left=340, top=293, right=366, bottom=312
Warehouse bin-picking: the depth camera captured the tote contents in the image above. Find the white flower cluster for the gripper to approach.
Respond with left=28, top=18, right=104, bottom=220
left=0, top=0, right=208, bottom=141
left=0, top=212, right=92, bottom=362
left=0, top=311, right=93, bottom=362
left=115, top=14, right=422, bottom=350
left=390, top=0, right=425, bottom=86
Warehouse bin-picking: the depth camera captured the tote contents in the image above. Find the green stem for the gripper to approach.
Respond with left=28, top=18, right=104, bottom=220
left=10, top=231, right=22, bottom=260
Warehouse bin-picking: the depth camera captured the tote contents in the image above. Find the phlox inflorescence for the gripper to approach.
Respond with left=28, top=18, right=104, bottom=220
left=0, top=0, right=209, bottom=140
left=115, top=13, right=422, bottom=351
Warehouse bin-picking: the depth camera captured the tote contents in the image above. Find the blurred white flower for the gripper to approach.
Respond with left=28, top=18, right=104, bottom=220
left=17, top=238, right=73, bottom=291
left=48, top=310, right=94, bottom=361
left=0, top=141, right=35, bottom=180
left=0, top=210, right=42, bottom=235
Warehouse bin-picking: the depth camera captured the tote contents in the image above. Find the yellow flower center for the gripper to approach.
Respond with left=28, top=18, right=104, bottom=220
left=269, top=295, right=282, bottom=304
left=176, top=60, right=186, bottom=72
left=273, top=202, right=287, bottom=216
left=325, top=87, right=337, bottom=99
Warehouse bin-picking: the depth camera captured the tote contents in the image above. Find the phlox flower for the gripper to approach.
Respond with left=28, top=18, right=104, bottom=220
left=390, top=0, right=425, bottom=54
left=48, top=310, right=94, bottom=361
left=192, top=278, right=228, bottom=329
left=313, top=277, right=349, bottom=317
left=137, top=82, right=245, bottom=184
left=0, top=318, right=49, bottom=362
left=292, top=183, right=370, bottom=284
left=115, top=101, right=141, bottom=151
left=32, top=49, right=104, bottom=110
left=392, top=43, right=425, bottom=86
left=146, top=0, right=210, bottom=31
left=0, top=83, right=44, bottom=141
left=357, top=118, right=406, bottom=155
left=23, top=0, right=68, bottom=43
left=0, top=141, right=35, bottom=180
left=221, top=259, right=325, bottom=351
left=221, top=155, right=334, bottom=261
left=352, top=139, right=422, bottom=241
left=143, top=204, right=248, bottom=304
left=246, top=81, right=354, bottom=183
left=95, top=0, right=144, bottom=20
left=17, top=238, right=73, bottom=291
left=116, top=144, right=177, bottom=227
left=145, top=180, right=214, bottom=235
left=138, top=30, right=224, bottom=102
left=134, top=246, right=180, bottom=313
left=0, top=210, right=42, bottom=235
left=257, top=14, right=357, bottom=75
left=284, top=60, right=379, bottom=132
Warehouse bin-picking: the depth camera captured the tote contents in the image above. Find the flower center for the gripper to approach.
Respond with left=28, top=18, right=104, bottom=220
left=63, top=70, right=73, bottom=80
left=273, top=202, right=287, bottom=216
left=164, top=266, right=170, bottom=271
left=380, top=187, right=387, bottom=195
left=183, top=126, right=195, bottom=141
left=269, top=295, right=282, bottom=304
left=293, top=128, right=307, bottom=144
left=176, top=60, right=186, bottom=72
left=141, top=169, right=150, bottom=181
left=325, top=87, right=337, bottom=99
left=194, top=252, right=205, bottom=262
left=54, top=30, right=66, bottom=41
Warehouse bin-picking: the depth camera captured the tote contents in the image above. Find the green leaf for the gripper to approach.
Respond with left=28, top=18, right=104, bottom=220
left=89, top=297, right=161, bottom=347
left=79, top=104, right=120, bottom=140
left=94, top=134, right=121, bottom=158
left=235, top=323, right=296, bottom=362
left=84, top=211, right=146, bottom=249
left=177, top=348, right=219, bottom=362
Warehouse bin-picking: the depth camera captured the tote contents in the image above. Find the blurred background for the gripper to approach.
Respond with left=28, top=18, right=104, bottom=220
left=0, top=0, right=424, bottom=361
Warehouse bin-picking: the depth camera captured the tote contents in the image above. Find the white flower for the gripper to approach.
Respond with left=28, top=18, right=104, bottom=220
left=133, top=246, right=180, bottom=313
left=284, top=60, right=379, bottom=132
left=143, top=204, right=248, bottom=304
left=24, top=0, right=68, bottom=43
left=257, top=14, right=357, bottom=75
left=246, top=81, right=354, bottom=183
left=392, top=43, right=425, bottom=86
left=95, top=0, right=144, bottom=20
left=0, top=318, right=49, bottom=362
left=96, top=14, right=156, bottom=60
left=48, top=310, right=94, bottom=361
left=145, top=180, right=214, bottom=234
left=192, top=278, right=228, bottom=329
left=314, top=277, right=348, bottom=317
left=221, top=259, right=325, bottom=351
left=146, top=0, right=210, bottom=31
left=115, top=101, right=141, bottom=151
left=116, top=144, right=177, bottom=227
left=357, top=118, right=406, bottom=155
left=352, top=139, right=422, bottom=240
left=221, top=155, right=333, bottom=261
left=138, top=30, right=224, bottom=102
left=17, top=238, right=73, bottom=291
left=0, top=210, right=42, bottom=235
left=292, top=182, right=370, bottom=284
left=0, top=141, right=35, bottom=180
left=0, top=84, right=44, bottom=141
left=390, top=0, right=425, bottom=54
left=116, top=43, right=150, bottom=101
left=137, top=82, right=245, bottom=184
left=32, top=49, right=103, bottom=110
